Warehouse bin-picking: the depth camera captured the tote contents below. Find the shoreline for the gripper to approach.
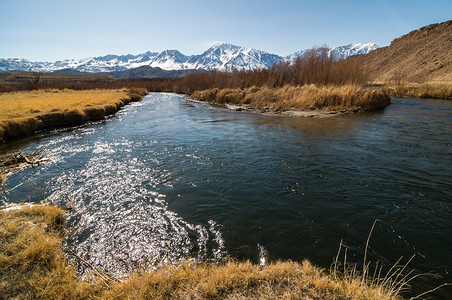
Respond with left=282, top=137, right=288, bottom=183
left=0, top=88, right=148, bottom=143
left=224, top=103, right=352, bottom=117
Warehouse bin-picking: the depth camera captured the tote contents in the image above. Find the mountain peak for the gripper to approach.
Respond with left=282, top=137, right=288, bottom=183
left=159, top=49, right=185, bottom=56
left=210, top=42, right=237, bottom=49
left=205, top=43, right=242, bottom=54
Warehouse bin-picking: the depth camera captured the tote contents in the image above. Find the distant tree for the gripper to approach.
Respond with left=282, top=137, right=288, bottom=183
left=31, top=72, right=42, bottom=84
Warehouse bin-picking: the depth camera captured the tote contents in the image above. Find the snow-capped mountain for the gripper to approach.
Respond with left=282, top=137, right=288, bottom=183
left=0, top=42, right=379, bottom=73
left=330, top=43, right=379, bottom=60
left=0, top=52, right=160, bottom=73
left=184, top=43, right=282, bottom=71
left=285, top=43, right=379, bottom=62
left=0, top=58, right=52, bottom=73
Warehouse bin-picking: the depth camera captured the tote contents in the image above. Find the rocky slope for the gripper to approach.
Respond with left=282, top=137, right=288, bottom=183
left=353, top=20, right=452, bottom=82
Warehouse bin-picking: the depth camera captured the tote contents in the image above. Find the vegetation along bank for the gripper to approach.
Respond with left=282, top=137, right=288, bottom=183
left=180, top=49, right=391, bottom=112
left=0, top=88, right=147, bottom=143
left=0, top=204, right=408, bottom=299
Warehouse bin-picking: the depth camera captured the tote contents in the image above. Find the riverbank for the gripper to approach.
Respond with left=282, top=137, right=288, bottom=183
left=190, top=85, right=391, bottom=115
left=0, top=88, right=147, bottom=143
left=224, top=103, right=351, bottom=117
left=0, top=152, right=48, bottom=186
left=381, top=82, right=452, bottom=100
left=0, top=204, right=404, bottom=299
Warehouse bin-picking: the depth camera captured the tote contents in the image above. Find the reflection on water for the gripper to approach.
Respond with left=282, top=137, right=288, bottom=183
left=1, top=94, right=451, bottom=297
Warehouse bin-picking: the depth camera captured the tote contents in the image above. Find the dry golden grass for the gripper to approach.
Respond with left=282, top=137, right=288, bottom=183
left=0, top=88, right=147, bottom=142
left=0, top=89, right=127, bottom=120
left=382, top=82, right=452, bottom=100
left=191, top=85, right=391, bottom=112
left=0, top=204, right=408, bottom=300
left=104, top=259, right=403, bottom=300
left=0, top=205, right=100, bottom=299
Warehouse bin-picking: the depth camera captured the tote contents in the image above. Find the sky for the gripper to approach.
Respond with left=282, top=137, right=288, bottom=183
left=0, top=0, right=451, bottom=62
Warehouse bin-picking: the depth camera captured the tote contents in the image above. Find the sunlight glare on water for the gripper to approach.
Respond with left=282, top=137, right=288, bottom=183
left=47, top=135, right=225, bottom=277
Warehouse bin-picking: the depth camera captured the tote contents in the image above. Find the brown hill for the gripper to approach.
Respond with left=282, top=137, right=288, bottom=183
left=353, top=20, right=452, bottom=82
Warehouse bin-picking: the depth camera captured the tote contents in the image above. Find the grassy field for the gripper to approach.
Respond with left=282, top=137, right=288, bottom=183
left=191, top=85, right=391, bottom=112
left=0, top=88, right=147, bottom=142
left=0, top=71, right=114, bottom=84
left=0, top=204, right=406, bottom=300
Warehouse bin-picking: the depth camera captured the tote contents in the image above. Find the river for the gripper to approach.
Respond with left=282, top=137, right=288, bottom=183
left=1, top=93, right=451, bottom=298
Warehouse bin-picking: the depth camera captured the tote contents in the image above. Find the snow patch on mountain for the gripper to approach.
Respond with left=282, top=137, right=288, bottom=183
left=149, top=50, right=190, bottom=70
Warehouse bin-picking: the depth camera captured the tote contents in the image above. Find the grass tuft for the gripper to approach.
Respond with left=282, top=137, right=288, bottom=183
left=102, top=259, right=404, bottom=300
left=0, top=204, right=100, bottom=299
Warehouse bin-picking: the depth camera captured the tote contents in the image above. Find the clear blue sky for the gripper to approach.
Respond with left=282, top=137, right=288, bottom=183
left=0, top=0, right=451, bottom=61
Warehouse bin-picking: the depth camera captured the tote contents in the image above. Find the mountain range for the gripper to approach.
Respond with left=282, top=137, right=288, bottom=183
left=0, top=43, right=378, bottom=74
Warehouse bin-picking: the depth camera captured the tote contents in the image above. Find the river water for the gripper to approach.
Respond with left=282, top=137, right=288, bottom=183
left=1, top=93, right=451, bottom=298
